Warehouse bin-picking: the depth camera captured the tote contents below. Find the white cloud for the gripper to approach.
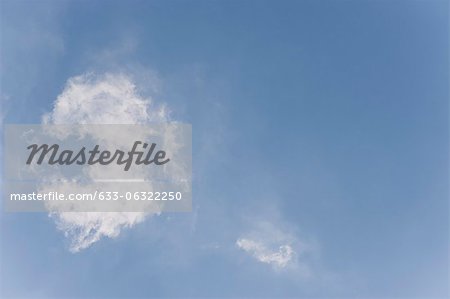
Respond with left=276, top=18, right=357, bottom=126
left=236, top=220, right=315, bottom=276
left=43, top=72, right=168, bottom=125
left=43, top=72, right=169, bottom=252
left=55, top=211, right=147, bottom=253
left=236, top=238, right=294, bottom=269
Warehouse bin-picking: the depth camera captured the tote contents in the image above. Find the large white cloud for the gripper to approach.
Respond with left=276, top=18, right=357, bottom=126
left=43, top=72, right=168, bottom=125
left=43, top=72, right=169, bottom=252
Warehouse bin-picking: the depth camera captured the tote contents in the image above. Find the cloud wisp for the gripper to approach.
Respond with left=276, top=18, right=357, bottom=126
left=235, top=219, right=316, bottom=278
left=236, top=238, right=294, bottom=269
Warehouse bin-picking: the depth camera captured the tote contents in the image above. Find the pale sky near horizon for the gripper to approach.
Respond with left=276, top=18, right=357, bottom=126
left=1, top=0, right=448, bottom=298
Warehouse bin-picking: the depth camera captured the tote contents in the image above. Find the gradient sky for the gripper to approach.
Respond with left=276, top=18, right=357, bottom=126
left=1, top=0, right=449, bottom=298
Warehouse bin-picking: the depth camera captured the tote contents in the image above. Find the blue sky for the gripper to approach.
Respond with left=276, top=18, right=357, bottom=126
left=1, top=0, right=449, bottom=298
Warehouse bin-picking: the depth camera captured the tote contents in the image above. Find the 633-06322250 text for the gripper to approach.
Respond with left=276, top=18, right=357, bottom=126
left=9, top=191, right=183, bottom=201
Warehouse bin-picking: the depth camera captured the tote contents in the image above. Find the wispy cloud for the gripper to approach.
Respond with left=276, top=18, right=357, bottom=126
left=43, top=72, right=168, bottom=125
left=43, top=72, right=168, bottom=252
left=235, top=217, right=317, bottom=278
left=236, top=238, right=294, bottom=269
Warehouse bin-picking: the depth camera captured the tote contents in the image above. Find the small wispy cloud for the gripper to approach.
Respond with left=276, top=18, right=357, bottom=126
left=235, top=218, right=316, bottom=277
left=236, top=238, right=294, bottom=269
